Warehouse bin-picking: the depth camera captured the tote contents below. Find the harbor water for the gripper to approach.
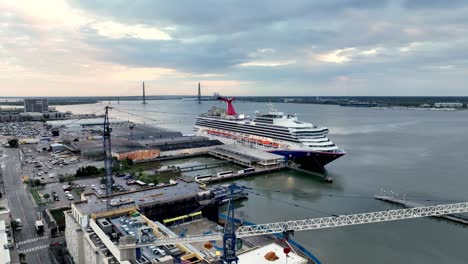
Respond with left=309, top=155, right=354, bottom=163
left=57, top=100, right=468, bottom=263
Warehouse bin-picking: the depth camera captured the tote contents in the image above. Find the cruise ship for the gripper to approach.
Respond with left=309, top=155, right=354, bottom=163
left=193, top=97, right=345, bottom=172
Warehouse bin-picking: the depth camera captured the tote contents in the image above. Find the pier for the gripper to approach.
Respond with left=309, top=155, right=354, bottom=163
left=157, top=161, right=231, bottom=173
left=375, top=195, right=468, bottom=225
left=201, top=165, right=287, bottom=184
left=208, top=144, right=285, bottom=168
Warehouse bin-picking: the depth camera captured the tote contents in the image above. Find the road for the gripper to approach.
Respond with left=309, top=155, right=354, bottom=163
left=1, top=147, right=51, bottom=264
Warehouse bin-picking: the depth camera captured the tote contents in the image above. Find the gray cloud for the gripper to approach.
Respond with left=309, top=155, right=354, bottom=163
left=70, top=0, right=390, bottom=34
left=403, top=0, right=468, bottom=9
left=67, top=0, right=468, bottom=95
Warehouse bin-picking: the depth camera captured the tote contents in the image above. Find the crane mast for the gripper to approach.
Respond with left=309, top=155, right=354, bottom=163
left=103, top=106, right=113, bottom=207
left=221, top=185, right=239, bottom=264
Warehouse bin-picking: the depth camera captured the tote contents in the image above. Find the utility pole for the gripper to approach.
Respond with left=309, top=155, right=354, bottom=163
left=129, top=123, right=135, bottom=146
left=103, top=106, right=113, bottom=208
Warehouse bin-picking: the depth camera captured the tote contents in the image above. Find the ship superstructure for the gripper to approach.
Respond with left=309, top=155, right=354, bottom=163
left=194, top=97, right=345, bottom=171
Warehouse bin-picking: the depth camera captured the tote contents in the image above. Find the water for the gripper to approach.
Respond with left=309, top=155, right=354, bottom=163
left=56, top=100, right=468, bottom=263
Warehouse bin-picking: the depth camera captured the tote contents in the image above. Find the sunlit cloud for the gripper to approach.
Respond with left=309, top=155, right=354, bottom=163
left=0, top=0, right=88, bottom=28
left=314, top=48, right=355, bottom=63
left=238, top=60, right=296, bottom=67
left=313, top=47, right=384, bottom=64
left=399, top=42, right=426, bottom=53
left=359, top=48, right=380, bottom=56
left=89, top=21, right=172, bottom=40
left=195, top=80, right=251, bottom=86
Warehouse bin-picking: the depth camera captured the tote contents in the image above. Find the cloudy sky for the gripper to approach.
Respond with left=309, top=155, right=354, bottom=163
left=1, top=0, right=467, bottom=96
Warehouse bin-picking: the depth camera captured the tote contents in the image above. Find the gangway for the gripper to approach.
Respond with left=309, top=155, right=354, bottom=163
left=118, top=201, right=468, bottom=248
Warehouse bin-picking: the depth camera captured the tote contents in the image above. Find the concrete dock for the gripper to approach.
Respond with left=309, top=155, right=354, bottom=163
left=375, top=195, right=468, bottom=225
left=201, top=165, right=287, bottom=184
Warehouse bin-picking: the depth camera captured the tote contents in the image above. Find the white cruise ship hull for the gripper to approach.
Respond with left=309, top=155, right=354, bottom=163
left=194, top=127, right=345, bottom=172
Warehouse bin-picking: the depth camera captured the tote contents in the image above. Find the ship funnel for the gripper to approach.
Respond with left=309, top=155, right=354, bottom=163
left=217, top=97, right=237, bottom=115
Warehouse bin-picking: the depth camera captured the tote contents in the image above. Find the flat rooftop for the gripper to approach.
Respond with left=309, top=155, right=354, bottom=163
left=112, top=124, right=182, bottom=141
left=75, top=180, right=206, bottom=215
left=139, top=136, right=209, bottom=146
left=47, top=118, right=127, bottom=128
left=238, top=243, right=307, bottom=264
left=73, top=137, right=144, bottom=152
left=213, top=144, right=285, bottom=161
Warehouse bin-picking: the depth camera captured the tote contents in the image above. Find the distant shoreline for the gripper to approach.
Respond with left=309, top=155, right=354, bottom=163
left=1, top=96, right=467, bottom=109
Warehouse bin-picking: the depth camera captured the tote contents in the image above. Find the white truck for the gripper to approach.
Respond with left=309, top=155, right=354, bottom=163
left=35, top=220, right=44, bottom=233
left=14, top=218, right=22, bottom=231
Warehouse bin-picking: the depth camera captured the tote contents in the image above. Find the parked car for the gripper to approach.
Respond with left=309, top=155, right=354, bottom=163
left=3, top=243, right=13, bottom=249
left=126, top=180, right=136, bottom=185
left=123, top=175, right=134, bottom=180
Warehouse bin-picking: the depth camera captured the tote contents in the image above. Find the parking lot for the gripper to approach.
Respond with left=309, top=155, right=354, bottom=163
left=21, top=145, right=103, bottom=183
left=18, top=142, right=160, bottom=210
left=38, top=172, right=146, bottom=208
left=0, top=121, right=46, bottom=138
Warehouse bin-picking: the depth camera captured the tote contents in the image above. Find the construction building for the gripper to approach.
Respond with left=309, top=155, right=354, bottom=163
left=64, top=181, right=310, bottom=264
left=64, top=179, right=222, bottom=264
left=24, top=98, right=49, bottom=113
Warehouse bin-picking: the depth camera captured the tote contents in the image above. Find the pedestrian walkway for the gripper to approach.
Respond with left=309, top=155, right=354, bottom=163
left=16, top=235, right=49, bottom=246
left=17, top=244, right=49, bottom=254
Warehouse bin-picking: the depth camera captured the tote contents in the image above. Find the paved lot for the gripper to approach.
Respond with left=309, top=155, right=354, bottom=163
left=41, top=175, right=144, bottom=209
left=21, top=144, right=103, bottom=183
